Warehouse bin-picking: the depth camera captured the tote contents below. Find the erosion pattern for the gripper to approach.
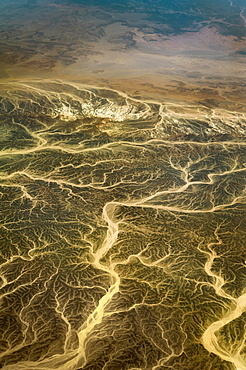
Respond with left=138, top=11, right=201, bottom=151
left=0, top=80, right=245, bottom=370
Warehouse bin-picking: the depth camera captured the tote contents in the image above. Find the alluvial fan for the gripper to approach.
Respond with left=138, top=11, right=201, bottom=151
left=0, top=80, right=246, bottom=370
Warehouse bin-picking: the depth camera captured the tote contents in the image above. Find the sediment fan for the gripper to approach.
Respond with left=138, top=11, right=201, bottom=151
left=0, top=80, right=245, bottom=370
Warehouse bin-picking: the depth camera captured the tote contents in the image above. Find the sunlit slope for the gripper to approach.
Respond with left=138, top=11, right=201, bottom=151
left=0, top=81, right=245, bottom=370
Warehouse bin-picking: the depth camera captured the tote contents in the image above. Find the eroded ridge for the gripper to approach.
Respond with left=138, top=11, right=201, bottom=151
left=0, top=80, right=245, bottom=370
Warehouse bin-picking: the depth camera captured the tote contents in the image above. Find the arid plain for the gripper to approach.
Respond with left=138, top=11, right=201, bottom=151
left=0, top=0, right=246, bottom=369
